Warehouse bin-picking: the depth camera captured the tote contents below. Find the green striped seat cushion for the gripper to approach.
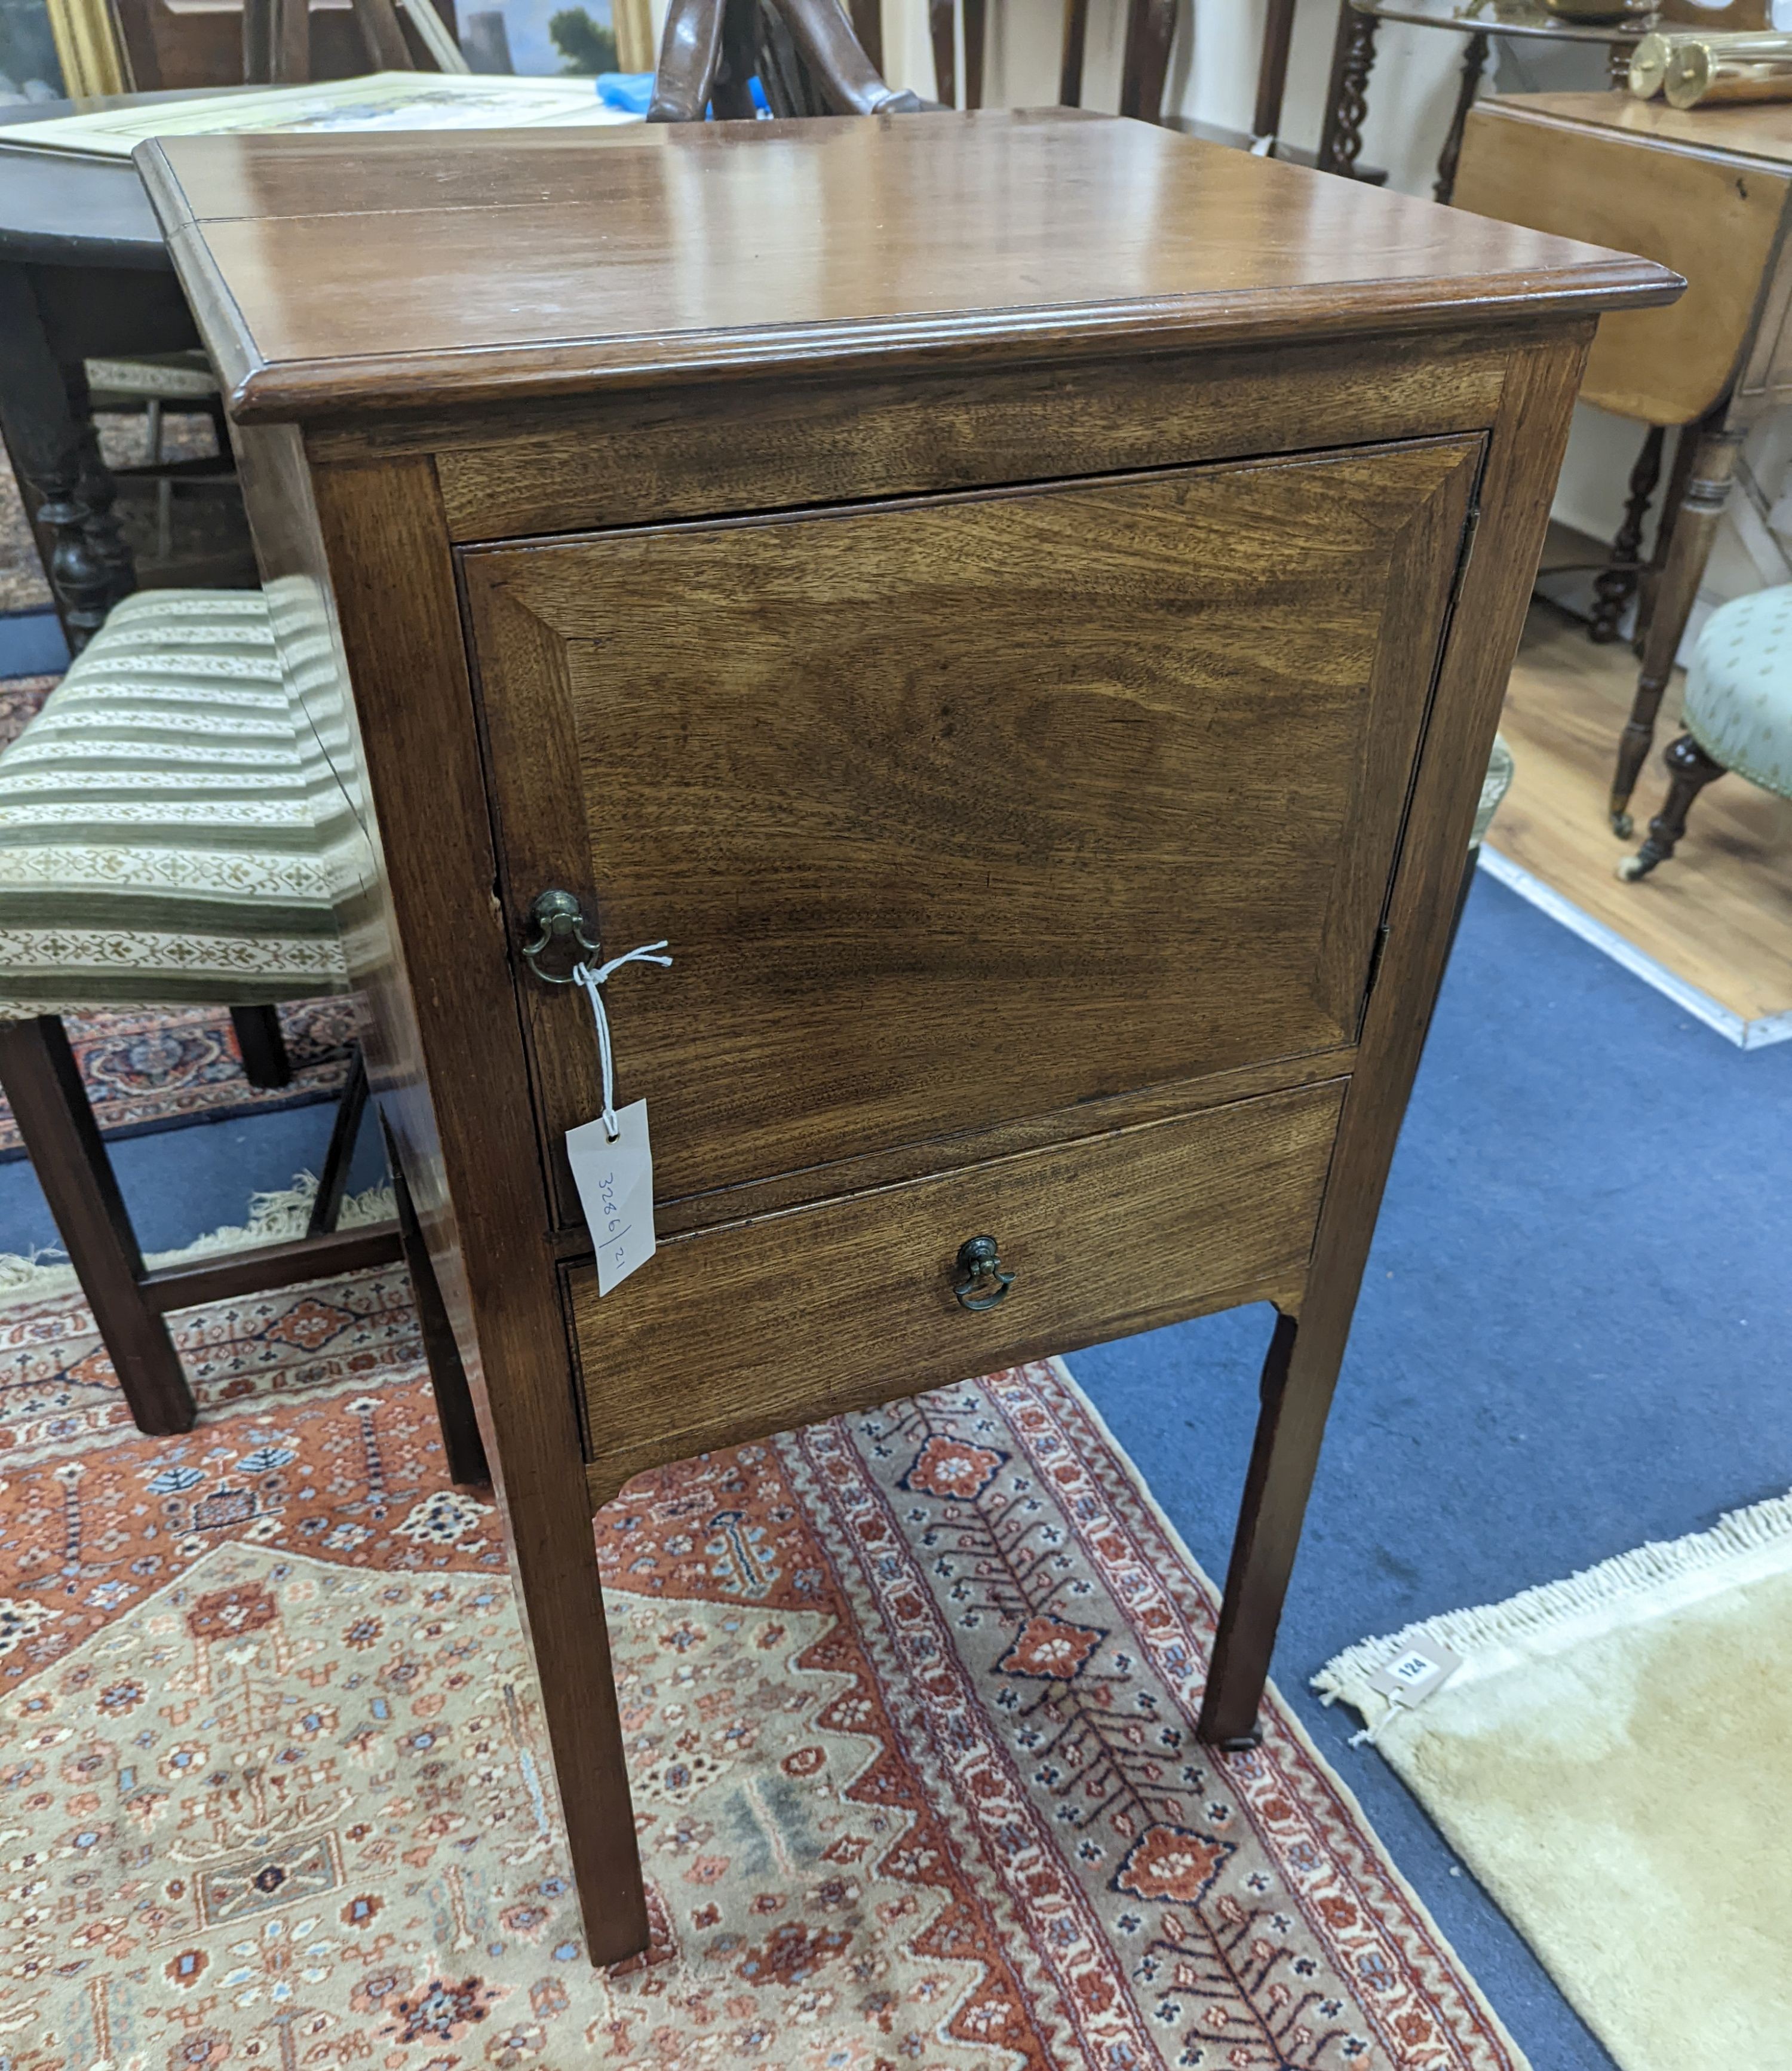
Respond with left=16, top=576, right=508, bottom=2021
left=0, top=588, right=353, bottom=1016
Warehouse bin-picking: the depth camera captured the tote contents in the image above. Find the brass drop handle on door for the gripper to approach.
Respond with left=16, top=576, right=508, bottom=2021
left=521, top=887, right=599, bottom=984
left=953, top=1234, right=1014, bottom=1311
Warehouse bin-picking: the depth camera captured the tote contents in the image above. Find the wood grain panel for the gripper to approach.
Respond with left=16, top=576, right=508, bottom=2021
left=1196, top=326, right=1595, bottom=1742
left=465, top=438, right=1478, bottom=1222
left=571, top=1078, right=1346, bottom=1504
left=428, top=336, right=1508, bottom=540
left=631, top=1045, right=1359, bottom=1240
left=134, top=112, right=1679, bottom=424
left=1453, top=97, right=1785, bottom=425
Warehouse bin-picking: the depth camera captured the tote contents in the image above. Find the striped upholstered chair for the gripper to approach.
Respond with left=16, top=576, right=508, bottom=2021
left=0, top=587, right=480, bottom=1468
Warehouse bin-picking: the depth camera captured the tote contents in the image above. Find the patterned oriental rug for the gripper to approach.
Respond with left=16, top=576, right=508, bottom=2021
left=0, top=675, right=355, bottom=1158
left=0, top=1266, right=1527, bottom=2071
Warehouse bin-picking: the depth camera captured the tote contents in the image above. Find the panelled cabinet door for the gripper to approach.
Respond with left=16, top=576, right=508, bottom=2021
left=462, top=435, right=1481, bottom=1221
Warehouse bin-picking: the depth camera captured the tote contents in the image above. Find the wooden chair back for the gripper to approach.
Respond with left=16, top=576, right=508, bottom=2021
left=925, top=0, right=1176, bottom=120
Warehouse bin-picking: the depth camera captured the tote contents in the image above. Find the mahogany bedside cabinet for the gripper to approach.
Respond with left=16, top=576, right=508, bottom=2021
left=136, top=111, right=1676, bottom=1965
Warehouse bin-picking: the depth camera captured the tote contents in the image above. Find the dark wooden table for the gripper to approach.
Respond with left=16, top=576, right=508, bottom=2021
left=0, top=90, right=256, bottom=646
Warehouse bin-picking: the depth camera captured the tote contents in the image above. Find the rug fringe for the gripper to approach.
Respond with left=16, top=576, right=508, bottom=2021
left=0, top=1174, right=398, bottom=1307
left=1314, top=1485, right=1792, bottom=1725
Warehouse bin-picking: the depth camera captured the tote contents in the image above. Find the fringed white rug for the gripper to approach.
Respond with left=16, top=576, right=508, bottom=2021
left=1317, top=1494, right=1792, bottom=2071
left=0, top=1170, right=395, bottom=1303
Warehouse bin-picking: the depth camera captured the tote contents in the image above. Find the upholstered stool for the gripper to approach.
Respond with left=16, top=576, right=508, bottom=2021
left=0, top=590, right=482, bottom=1472
left=1620, top=584, right=1792, bottom=879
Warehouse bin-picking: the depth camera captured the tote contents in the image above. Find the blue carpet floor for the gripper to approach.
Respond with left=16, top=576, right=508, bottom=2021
left=1, top=869, right=1785, bottom=2064
left=0, top=609, right=69, bottom=679
left=1072, top=870, right=1792, bottom=2069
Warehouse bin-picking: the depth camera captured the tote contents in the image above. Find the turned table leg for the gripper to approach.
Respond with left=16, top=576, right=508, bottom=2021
left=1590, top=424, right=1664, bottom=646
left=0, top=264, right=134, bottom=651
left=1432, top=30, right=1489, bottom=204
left=1610, top=412, right=1739, bottom=837
left=1317, top=1, right=1378, bottom=178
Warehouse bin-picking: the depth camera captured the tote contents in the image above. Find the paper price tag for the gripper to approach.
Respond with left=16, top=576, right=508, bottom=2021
left=566, top=1099, right=656, bottom=1294
left=1366, top=1639, right=1462, bottom=1708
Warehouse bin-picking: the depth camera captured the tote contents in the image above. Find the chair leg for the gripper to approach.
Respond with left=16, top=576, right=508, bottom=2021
left=230, top=1003, right=292, bottom=1090
left=1618, top=733, right=1727, bottom=880
left=307, top=1044, right=369, bottom=1238
left=0, top=1016, right=195, bottom=1435
left=382, top=1113, right=490, bottom=1489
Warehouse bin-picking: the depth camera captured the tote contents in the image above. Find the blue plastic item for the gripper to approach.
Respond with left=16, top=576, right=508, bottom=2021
left=592, top=70, right=772, bottom=115
left=594, top=72, right=655, bottom=113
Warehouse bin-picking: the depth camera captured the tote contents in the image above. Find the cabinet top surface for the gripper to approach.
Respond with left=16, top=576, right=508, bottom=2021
left=1478, top=90, right=1792, bottom=168
left=137, top=108, right=1679, bottom=424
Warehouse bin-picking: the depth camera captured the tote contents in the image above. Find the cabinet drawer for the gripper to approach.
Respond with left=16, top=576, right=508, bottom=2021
left=466, top=438, right=1474, bottom=1226
left=569, top=1077, right=1344, bottom=1503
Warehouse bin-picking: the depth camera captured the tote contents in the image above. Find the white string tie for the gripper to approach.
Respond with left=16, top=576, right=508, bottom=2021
left=572, top=941, right=671, bottom=1139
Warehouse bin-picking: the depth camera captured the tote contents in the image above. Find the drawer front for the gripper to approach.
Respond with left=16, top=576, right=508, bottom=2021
left=464, top=437, right=1476, bottom=1223
left=569, top=1078, right=1345, bottom=1502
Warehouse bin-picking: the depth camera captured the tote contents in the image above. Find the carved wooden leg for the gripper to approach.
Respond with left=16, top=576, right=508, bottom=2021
left=1198, top=1308, right=1315, bottom=1748
left=647, top=0, right=726, bottom=120
left=0, top=264, right=133, bottom=651
left=1590, top=424, right=1664, bottom=646
left=1610, top=415, right=1740, bottom=836
left=774, top=0, right=923, bottom=113
left=1618, top=732, right=1727, bottom=880
left=928, top=0, right=954, bottom=105
left=1317, top=1, right=1378, bottom=178
left=1432, top=29, right=1489, bottom=204
left=0, top=1016, right=196, bottom=1437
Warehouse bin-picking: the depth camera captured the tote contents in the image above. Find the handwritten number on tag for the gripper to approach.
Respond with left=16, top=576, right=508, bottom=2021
left=566, top=1098, right=655, bottom=1294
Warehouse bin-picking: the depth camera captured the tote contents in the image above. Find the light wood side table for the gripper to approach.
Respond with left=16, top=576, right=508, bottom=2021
left=138, top=111, right=1673, bottom=1964
left=1455, top=91, right=1792, bottom=834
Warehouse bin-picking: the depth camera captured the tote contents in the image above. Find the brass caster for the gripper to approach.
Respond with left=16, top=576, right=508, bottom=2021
left=1617, top=851, right=1655, bottom=882
left=1610, top=808, right=1633, bottom=840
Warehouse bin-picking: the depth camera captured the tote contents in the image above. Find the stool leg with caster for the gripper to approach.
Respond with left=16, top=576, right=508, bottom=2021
left=1618, top=732, right=1727, bottom=880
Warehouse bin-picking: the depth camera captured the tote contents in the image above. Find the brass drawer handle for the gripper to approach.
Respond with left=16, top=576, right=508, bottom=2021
left=953, top=1234, right=1014, bottom=1312
left=522, top=887, right=599, bottom=984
